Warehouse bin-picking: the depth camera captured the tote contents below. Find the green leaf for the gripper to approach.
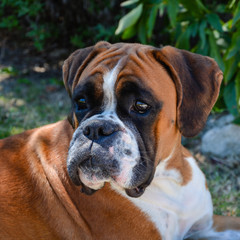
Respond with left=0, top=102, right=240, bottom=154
left=180, top=0, right=209, bottom=17
left=70, top=34, right=85, bottom=48
left=224, top=56, right=239, bottom=84
left=122, top=24, right=137, bottom=39
left=195, top=41, right=209, bottom=55
left=229, top=0, right=237, bottom=9
left=199, top=20, right=207, bottom=50
left=195, top=0, right=210, bottom=13
left=207, top=29, right=224, bottom=71
left=115, top=4, right=143, bottom=35
left=141, top=0, right=162, bottom=4
left=0, top=66, right=18, bottom=76
left=177, top=11, right=194, bottom=22
left=121, top=0, right=139, bottom=7
left=206, top=13, right=223, bottom=32
left=147, top=5, right=158, bottom=38
left=233, top=116, right=240, bottom=125
left=17, top=78, right=32, bottom=85
left=226, top=31, right=240, bottom=60
left=158, top=2, right=165, bottom=16
left=232, top=1, right=240, bottom=26
left=0, top=16, right=19, bottom=29
left=235, top=71, right=240, bottom=109
left=189, top=22, right=199, bottom=37
left=166, top=0, right=179, bottom=27
left=223, top=81, right=239, bottom=116
left=137, top=13, right=147, bottom=43
left=176, top=26, right=191, bottom=49
left=213, top=92, right=226, bottom=113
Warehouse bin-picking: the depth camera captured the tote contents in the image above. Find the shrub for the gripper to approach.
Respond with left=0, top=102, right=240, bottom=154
left=0, top=0, right=122, bottom=51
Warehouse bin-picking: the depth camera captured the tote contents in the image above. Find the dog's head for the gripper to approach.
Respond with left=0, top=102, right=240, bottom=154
left=63, top=42, right=222, bottom=197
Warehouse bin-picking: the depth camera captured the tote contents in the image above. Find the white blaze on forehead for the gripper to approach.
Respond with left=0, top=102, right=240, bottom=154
left=102, top=62, right=120, bottom=113
left=75, top=60, right=141, bottom=189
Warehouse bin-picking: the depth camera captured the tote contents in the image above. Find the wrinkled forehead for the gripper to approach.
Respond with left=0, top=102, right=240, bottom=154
left=72, top=44, right=174, bottom=102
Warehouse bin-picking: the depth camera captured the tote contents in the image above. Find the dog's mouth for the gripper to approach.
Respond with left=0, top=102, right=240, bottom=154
left=67, top=126, right=153, bottom=198
left=73, top=165, right=147, bottom=198
left=125, top=185, right=146, bottom=197
left=79, top=178, right=146, bottom=198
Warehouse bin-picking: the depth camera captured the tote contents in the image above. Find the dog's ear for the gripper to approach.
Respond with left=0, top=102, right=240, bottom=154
left=62, top=41, right=111, bottom=97
left=63, top=41, right=111, bottom=128
left=152, top=46, right=223, bottom=137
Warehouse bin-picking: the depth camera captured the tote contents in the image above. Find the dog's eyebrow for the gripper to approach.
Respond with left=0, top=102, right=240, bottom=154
left=117, top=80, right=143, bottom=95
left=73, top=73, right=104, bottom=98
left=72, top=81, right=93, bottom=98
left=116, top=76, right=152, bottom=97
left=116, top=79, right=163, bottom=110
left=80, top=72, right=103, bottom=85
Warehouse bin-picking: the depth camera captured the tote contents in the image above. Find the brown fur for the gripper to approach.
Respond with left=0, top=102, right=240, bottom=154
left=0, top=42, right=239, bottom=239
left=0, top=120, right=160, bottom=239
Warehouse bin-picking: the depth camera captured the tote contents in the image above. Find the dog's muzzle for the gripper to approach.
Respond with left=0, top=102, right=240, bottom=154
left=67, top=119, right=121, bottom=181
left=67, top=117, right=147, bottom=197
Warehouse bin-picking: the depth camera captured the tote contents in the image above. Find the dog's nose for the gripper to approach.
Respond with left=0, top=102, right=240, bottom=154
left=83, top=119, right=120, bottom=141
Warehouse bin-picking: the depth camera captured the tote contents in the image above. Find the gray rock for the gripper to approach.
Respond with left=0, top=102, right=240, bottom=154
left=214, top=114, right=235, bottom=128
left=205, top=114, right=234, bottom=132
left=201, top=124, right=240, bottom=160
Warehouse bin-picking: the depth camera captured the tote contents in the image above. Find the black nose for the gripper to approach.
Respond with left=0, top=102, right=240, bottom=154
left=83, top=119, right=120, bottom=141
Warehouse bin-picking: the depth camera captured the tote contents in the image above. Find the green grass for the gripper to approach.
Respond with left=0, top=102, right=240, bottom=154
left=0, top=71, right=70, bottom=138
left=200, top=160, right=240, bottom=217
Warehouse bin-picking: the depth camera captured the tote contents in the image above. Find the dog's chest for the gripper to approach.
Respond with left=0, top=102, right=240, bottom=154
left=127, top=176, right=187, bottom=239
left=113, top=157, right=213, bottom=240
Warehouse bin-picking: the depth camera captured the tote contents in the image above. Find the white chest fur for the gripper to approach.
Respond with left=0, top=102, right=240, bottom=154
left=113, top=157, right=213, bottom=240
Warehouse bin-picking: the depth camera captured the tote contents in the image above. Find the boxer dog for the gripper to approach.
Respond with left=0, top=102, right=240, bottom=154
left=0, top=42, right=240, bottom=240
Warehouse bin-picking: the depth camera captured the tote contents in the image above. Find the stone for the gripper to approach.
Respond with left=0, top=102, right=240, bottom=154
left=201, top=123, right=240, bottom=160
left=205, top=114, right=234, bottom=131
left=214, top=114, right=235, bottom=128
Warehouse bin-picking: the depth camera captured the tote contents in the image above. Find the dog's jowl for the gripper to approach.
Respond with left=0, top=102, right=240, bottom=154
left=0, top=42, right=240, bottom=240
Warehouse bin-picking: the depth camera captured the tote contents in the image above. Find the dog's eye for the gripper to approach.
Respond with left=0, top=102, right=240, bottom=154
left=76, top=98, right=87, bottom=111
left=133, top=101, right=150, bottom=114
